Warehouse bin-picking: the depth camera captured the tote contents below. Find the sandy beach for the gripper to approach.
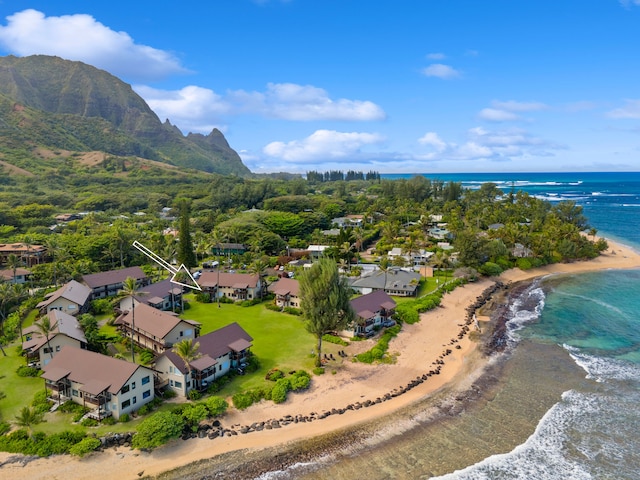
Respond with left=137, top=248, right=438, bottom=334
left=2, top=239, right=640, bottom=480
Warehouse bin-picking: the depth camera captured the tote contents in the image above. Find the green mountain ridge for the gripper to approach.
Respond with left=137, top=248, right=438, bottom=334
left=0, top=54, right=251, bottom=176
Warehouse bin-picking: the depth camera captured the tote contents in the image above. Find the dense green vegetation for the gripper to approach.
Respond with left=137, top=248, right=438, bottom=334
left=0, top=152, right=607, bottom=455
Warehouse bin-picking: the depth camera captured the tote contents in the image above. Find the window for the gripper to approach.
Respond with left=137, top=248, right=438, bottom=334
left=143, top=390, right=151, bottom=399
left=141, top=376, right=150, bottom=385
left=121, top=399, right=130, bottom=409
left=121, top=384, right=130, bottom=394
left=169, top=380, right=174, bottom=386
left=131, top=381, right=136, bottom=390
left=55, top=345, right=61, bottom=352
left=180, top=331, right=184, bottom=337
left=174, top=381, right=182, bottom=388
left=132, top=396, right=137, bottom=405
left=72, top=389, right=78, bottom=397
left=169, top=366, right=174, bottom=374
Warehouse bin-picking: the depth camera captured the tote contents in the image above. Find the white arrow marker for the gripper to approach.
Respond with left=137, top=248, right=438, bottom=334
left=132, top=240, right=202, bottom=291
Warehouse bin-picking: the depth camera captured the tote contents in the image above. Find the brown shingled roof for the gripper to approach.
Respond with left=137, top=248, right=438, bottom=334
left=41, top=346, right=148, bottom=394
left=116, top=303, right=199, bottom=339
left=82, top=266, right=147, bottom=289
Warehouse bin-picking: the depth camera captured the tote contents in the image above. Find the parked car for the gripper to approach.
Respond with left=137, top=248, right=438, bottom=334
left=382, top=319, right=396, bottom=328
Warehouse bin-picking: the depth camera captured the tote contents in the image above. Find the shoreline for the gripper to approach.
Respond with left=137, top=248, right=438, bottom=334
left=2, top=239, right=640, bottom=480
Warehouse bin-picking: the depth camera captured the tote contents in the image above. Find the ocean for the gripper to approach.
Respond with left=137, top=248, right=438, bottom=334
left=255, top=172, right=640, bottom=480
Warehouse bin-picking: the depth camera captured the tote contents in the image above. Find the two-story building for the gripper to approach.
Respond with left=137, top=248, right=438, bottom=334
left=350, top=290, right=397, bottom=337
left=22, top=310, right=88, bottom=367
left=41, top=346, right=155, bottom=420
left=117, top=278, right=183, bottom=312
left=267, top=277, right=301, bottom=309
left=0, top=267, right=31, bottom=284
left=81, top=266, right=150, bottom=301
left=36, top=280, right=92, bottom=316
left=155, top=322, right=252, bottom=397
left=198, top=272, right=262, bottom=303
left=114, top=303, right=200, bottom=354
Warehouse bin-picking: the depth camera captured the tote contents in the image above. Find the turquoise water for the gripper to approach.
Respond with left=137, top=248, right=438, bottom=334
left=431, top=172, right=640, bottom=479
left=250, top=172, right=640, bottom=479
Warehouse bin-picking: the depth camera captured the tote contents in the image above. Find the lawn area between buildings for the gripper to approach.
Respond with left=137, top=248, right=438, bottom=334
left=180, top=296, right=317, bottom=393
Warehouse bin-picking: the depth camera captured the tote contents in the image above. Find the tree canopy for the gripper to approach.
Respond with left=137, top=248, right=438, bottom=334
left=299, top=258, right=354, bottom=367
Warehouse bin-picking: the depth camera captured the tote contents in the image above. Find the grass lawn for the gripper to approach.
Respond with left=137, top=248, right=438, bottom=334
left=0, top=342, right=45, bottom=421
left=180, top=296, right=317, bottom=393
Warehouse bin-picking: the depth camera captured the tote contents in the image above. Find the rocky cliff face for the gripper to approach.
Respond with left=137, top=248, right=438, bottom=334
left=0, top=55, right=251, bottom=176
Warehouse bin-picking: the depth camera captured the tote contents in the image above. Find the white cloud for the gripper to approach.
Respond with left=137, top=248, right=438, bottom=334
left=418, top=132, right=447, bottom=151
left=491, top=100, right=548, bottom=112
left=263, top=130, right=385, bottom=162
left=237, top=83, right=386, bottom=121
left=422, top=63, right=461, bottom=79
left=478, top=100, right=549, bottom=122
left=607, top=99, right=640, bottom=119
left=134, top=84, right=229, bottom=133
left=415, top=126, right=563, bottom=162
left=478, top=108, right=520, bottom=122
left=0, top=9, right=187, bottom=81
left=426, top=52, right=446, bottom=60
left=136, top=82, right=386, bottom=133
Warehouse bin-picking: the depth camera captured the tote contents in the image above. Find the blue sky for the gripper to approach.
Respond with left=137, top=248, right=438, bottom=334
left=1, top=1, right=640, bottom=174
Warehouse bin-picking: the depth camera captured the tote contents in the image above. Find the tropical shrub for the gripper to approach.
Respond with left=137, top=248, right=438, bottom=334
left=204, top=396, right=228, bottom=417
left=16, top=365, right=39, bottom=377
left=188, top=389, right=202, bottom=401
left=132, top=411, right=185, bottom=450
left=265, top=368, right=284, bottom=381
left=69, top=437, right=101, bottom=457
left=283, top=306, right=302, bottom=316
left=181, top=403, right=208, bottom=432
left=270, top=378, right=291, bottom=404
left=322, top=334, right=349, bottom=346
left=80, top=418, right=99, bottom=427
left=232, top=392, right=254, bottom=410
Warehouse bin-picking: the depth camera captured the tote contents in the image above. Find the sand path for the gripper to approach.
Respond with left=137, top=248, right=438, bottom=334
left=2, top=239, right=639, bottom=480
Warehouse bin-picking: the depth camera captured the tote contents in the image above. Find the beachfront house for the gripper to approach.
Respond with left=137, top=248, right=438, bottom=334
left=22, top=310, right=88, bottom=367
left=350, top=290, right=397, bottom=337
left=41, top=346, right=155, bottom=420
left=81, top=266, right=150, bottom=301
left=36, top=280, right=91, bottom=316
left=198, top=272, right=262, bottom=302
left=155, top=322, right=253, bottom=396
left=350, top=267, right=421, bottom=297
left=114, top=303, right=200, bottom=354
left=267, top=277, right=301, bottom=309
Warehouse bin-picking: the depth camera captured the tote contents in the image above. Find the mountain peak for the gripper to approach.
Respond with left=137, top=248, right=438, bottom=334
left=0, top=54, right=251, bottom=176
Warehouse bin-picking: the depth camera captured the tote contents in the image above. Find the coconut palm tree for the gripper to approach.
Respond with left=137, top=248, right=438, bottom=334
left=172, top=338, right=201, bottom=391
left=6, top=254, right=21, bottom=284
left=118, top=276, right=144, bottom=363
left=34, top=314, right=58, bottom=360
left=15, top=406, right=43, bottom=438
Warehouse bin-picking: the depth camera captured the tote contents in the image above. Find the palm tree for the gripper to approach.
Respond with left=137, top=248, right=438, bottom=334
left=6, top=254, right=21, bottom=284
left=249, top=258, right=268, bottom=299
left=45, top=236, right=60, bottom=286
left=15, top=406, right=43, bottom=438
left=21, top=235, right=33, bottom=267
left=172, top=338, right=201, bottom=391
left=118, top=277, right=143, bottom=363
left=34, top=314, right=58, bottom=360
left=378, top=256, right=391, bottom=293
left=340, top=242, right=353, bottom=271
